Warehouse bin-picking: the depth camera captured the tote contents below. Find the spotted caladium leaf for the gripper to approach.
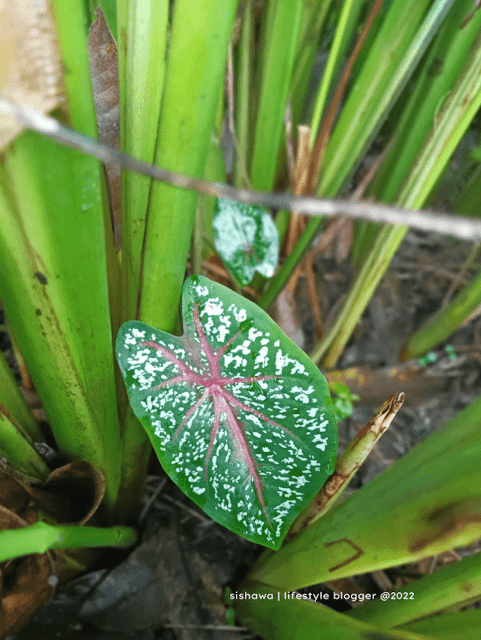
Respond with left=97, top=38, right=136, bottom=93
left=213, top=198, right=279, bottom=285
left=116, top=276, right=337, bottom=549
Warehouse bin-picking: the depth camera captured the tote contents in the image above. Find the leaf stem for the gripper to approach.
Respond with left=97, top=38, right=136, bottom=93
left=0, top=521, right=137, bottom=563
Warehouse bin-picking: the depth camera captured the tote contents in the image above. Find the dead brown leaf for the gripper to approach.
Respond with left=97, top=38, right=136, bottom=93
left=0, top=0, right=63, bottom=149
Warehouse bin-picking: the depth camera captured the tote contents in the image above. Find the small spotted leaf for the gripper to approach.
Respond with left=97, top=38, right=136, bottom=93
left=213, top=198, right=279, bottom=285
left=116, top=276, right=337, bottom=549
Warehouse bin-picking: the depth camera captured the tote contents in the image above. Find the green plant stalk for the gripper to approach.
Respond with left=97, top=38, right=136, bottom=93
left=289, top=0, right=334, bottom=128
left=197, top=86, right=226, bottom=268
left=314, top=31, right=481, bottom=368
left=0, top=349, right=41, bottom=442
left=311, top=224, right=407, bottom=366
left=0, top=521, right=137, bottom=563
left=248, top=394, right=481, bottom=590
left=117, top=0, right=169, bottom=322
left=259, top=0, right=448, bottom=310
left=348, top=550, right=481, bottom=628
left=309, top=0, right=365, bottom=147
left=319, top=0, right=456, bottom=197
left=138, top=0, right=239, bottom=331
left=452, top=162, right=481, bottom=217
left=234, top=581, right=436, bottom=640
left=0, top=135, right=121, bottom=510
left=0, top=409, right=50, bottom=480
left=0, top=0, right=122, bottom=510
left=401, top=264, right=481, bottom=360
left=374, top=0, right=481, bottom=205
left=195, top=132, right=227, bottom=271
left=118, top=1, right=239, bottom=516
left=249, top=0, right=304, bottom=191
left=351, top=0, right=481, bottom=265
left=401, top=610, right=481, bottom=639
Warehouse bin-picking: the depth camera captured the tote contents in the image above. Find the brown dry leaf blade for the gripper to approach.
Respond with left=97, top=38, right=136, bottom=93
left=27, top=461, right=105, bottom=525
left=88, top=9, right=121, bottom=238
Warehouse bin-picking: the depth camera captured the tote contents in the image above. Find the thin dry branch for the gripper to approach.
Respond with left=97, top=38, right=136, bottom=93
left=2, top=100, right=481, bottom=241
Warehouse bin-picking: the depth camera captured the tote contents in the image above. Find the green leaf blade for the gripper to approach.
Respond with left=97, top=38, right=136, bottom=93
left=116, top=276, right=337, bottom=549
left=213, top=198, right=279, bottom=286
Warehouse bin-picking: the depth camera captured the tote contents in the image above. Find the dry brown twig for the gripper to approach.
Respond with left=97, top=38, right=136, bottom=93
left=3, top=100, right=481, bottom=241
left=285, top=393, right=405, bottom=542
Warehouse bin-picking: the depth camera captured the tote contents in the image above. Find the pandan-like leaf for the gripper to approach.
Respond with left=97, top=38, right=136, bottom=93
left=213, top=198, right=279, bottom=286
left=116, top=276, right=337, bottom=549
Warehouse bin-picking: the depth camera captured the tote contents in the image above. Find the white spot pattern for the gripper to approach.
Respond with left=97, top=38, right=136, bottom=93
left=116, top=276, right=337, bottom=549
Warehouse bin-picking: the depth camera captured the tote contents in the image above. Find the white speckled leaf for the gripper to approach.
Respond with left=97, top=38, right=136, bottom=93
left=116, top=276, right=337, bottom=549
left=213, top=198, right=279, bottom=285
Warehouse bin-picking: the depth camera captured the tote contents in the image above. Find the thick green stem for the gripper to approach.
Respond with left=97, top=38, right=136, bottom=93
left=401, top=265, right=481, bottom=360
left=0, top=521, right=137, bottom=563
left=138, top=0, right=239, bottom=330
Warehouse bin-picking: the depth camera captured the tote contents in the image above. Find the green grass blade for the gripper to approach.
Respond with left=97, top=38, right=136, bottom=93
left=314, top=31, right=481, bottom=367
left=117, top=0, right=169, bottom=321
left=234, top=581, right=437, bottom=640
left=289, top=0, right=334, bottom=128
left=401, top=610, right=481, bottom=640
left=249, top=0, right=304, bottom=190
left=351, top=0, right=481, bottom=264
left=0, top=521, right=137, bottom=563
left=0, top=409, right=50, bottom=480
left=259, top=0, right=449, bottom=310
left=248, top=395, right=481, bottom=589
left=138, top=0, right=239, bottom=331
left=0, top=349, right=41, bottom=442
left=234, top=0, right=253, bottom=188
left=348, top=550, right=481, bottom=627
left=318, top=0, right=456, bottom=197
left=401, top=264, right=481, bottom=360
left=309, top=0, right=365, bottom=146
left=373, top=0, right=481, bottom=205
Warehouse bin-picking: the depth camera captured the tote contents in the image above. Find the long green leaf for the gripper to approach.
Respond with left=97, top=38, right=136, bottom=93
left=250, top=0, right=304, bottom=191
left=259, top=0, right=450, bottom=310
left=314, top=30, right=481, bottom=367
left=0, top=409, right=49, bottom=480
left=401, top=265, right=481, bottom=360
left=352, top=0, right=481, bottom=264
left=0, top=0, right=121, bottom=508
left=234, top=581, right=437, bottom=640
left=401, top=610, right=481, bottom=639
left=117, top=0, right=169, bottom=321
left=138, top=0, right=239, bottom=331
left=348, top=550, right=481, bottom=627
left=0, top=349, right=41, bottom=442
